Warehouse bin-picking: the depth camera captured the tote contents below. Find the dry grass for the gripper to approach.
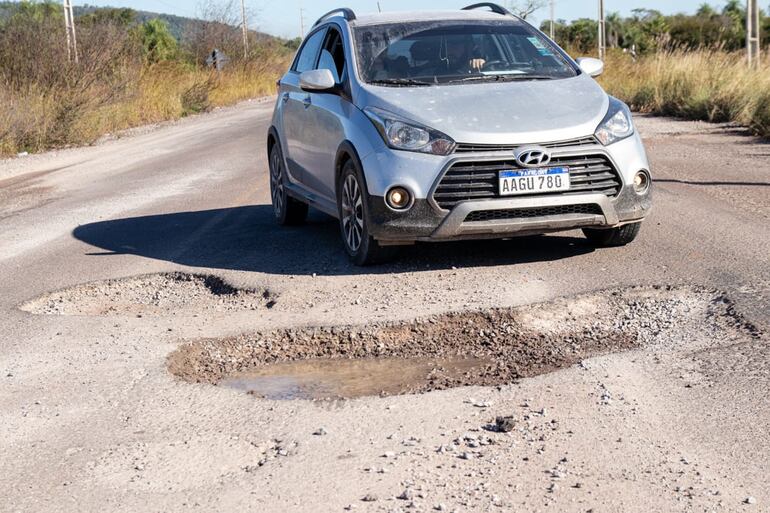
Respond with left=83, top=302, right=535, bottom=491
left=600, top=49, right=770, bottom=138
left=0, top=55, right=290, bottom=157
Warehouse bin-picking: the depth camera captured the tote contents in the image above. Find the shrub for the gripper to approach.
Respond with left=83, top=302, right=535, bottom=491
left=600, top=49, right=770, bottom=138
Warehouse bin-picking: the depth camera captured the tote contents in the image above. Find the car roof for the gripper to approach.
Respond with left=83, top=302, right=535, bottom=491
left=346, top=10, right=521, bottom=28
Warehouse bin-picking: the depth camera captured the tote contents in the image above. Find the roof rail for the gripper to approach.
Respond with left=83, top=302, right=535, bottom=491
left=461, top=3, right=514, bottom=16
left=313, top=8, right=357, bottom=28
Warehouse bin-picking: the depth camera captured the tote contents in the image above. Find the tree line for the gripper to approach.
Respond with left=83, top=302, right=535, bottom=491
left=542, top=1, right=770, bottom=54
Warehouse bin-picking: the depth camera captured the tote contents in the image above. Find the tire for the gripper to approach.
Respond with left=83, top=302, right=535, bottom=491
left=583, top=222, right=641, bottom=247
left=337, top=160, right=398, bottom=266
left=269, top=142, right=308, bottom=226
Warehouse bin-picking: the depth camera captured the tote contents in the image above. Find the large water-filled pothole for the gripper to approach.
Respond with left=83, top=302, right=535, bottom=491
left=21, top=272, right=276, bottom=316
left=168, top=286, right=760, bottom=400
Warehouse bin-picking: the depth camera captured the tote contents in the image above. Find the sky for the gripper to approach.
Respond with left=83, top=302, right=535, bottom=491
left=73, top=0, right=736, bottom=38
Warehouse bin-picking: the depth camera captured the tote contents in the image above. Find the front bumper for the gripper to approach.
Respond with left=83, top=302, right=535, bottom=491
left=368, top=184, right=651, bottom=243
left=363, top=131, right=652, bottom=244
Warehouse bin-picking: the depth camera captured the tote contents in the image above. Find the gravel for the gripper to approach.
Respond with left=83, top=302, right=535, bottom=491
left=20, top=272, right=276, bottom=316
left=168, top=286, right=759, bottom=397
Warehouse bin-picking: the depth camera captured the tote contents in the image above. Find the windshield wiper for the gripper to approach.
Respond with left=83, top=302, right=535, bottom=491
left=368, top=78, right=434, bottom=87
left=448, top=74, right=556, bottom=83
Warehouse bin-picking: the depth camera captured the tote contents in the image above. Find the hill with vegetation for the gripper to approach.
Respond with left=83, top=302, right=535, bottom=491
left=0, top=1, right=283, bottom=43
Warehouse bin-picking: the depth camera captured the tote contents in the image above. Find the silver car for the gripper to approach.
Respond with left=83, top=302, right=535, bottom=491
left=268, top=3, right=652, bottom=265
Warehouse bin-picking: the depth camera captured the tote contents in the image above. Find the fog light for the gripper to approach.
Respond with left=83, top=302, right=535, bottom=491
left=633, top=171, right=650, bottom=194
left=386, top=186, right=411, bottom=210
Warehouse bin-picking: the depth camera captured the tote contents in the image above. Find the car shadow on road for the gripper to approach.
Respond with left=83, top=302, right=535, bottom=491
left=72, top=205, right=596, bottom=276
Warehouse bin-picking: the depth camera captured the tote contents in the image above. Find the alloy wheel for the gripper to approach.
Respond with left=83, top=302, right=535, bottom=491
left=341, top=174, right=364, bottom=252
left=270, top=148, right=284, bottom=218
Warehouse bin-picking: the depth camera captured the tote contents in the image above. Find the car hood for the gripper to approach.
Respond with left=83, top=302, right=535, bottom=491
left=357, top=74, right=609, bottom=145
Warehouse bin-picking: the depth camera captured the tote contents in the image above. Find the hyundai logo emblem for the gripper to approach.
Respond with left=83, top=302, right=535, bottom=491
left=514, top=147, right=552, bottom=167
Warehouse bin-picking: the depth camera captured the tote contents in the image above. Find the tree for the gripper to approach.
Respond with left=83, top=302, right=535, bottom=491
left=80, top=8, right=136, bottom=27
left=605, top=12, right=625, bottom=48
left=183, top=0, right=244, bottom=64
left=696, top=4, right=717, bottom=17
left=140, top=19, right=178, bottom=64
left=540, top=2, right=768, bottom=53
left=564, top=18, right=599, bottom=53
left=505, top=1, right=546, bottom=20
left=7, top=0, right=61, bottom=23
left=283, top=37, right=302, bottom=51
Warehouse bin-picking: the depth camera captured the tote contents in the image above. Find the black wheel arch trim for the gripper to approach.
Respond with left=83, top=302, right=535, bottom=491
left=334, top=140, right=367, bottom=195
left=267, top=126, right=281, bottom=151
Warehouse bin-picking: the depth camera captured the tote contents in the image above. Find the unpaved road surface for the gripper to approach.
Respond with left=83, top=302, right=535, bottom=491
left=1, top=100, right=769, bottom=513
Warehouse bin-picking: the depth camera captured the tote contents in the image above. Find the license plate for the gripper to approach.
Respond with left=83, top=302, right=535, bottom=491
left=499, top=167, right=570, bottom=196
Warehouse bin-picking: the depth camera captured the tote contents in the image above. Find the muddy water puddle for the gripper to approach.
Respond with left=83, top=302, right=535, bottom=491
left=222, top=356, right=492, bottom=400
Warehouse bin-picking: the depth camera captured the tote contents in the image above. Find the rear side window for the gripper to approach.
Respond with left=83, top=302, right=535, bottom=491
left=293, top=29, right=326, bottom=73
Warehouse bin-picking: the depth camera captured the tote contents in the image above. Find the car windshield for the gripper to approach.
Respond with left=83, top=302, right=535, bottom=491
left=353, top=20, right=578, bottom=85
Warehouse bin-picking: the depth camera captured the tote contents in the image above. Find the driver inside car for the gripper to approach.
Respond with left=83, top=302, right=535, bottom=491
left=443, top=35, right=486, bottom=74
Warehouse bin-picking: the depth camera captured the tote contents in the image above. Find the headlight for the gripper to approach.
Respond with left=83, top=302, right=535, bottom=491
left=595, top=97, right=634, bottom=146
left=364, top=107, right=456, bottom=156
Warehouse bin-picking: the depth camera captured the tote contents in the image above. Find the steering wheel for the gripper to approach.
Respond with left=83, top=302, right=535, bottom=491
left=480, top=60, right=506, bottom=72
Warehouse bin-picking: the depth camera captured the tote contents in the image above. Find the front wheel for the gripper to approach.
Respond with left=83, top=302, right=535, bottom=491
left=269, top=142, right=308, bottom=225
left=583, top=222, right=641, bottom=247
left=337, top=160, right=397, bottom=266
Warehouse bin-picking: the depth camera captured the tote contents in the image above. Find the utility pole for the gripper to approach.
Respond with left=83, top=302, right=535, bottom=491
left=240, top=0, right=249, bottom=59
left=549, top=0, right=555, bottom=40
left=747, top=0, right=760, bottom=68
left=299, top=7, right=305, bottom=37
left=62, top=0, right=78, bottom=64
left=597, top=0, right=606, bottom=60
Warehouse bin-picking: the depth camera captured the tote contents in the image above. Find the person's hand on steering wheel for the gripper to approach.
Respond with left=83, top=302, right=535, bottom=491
left=470, top=58, right=486, bottom=71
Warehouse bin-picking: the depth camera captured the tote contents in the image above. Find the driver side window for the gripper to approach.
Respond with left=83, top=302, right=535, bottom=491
left=318, top=27, right=347, bottom=84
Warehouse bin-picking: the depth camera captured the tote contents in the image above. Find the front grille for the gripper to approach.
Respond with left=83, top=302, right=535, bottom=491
left=454, top=136, right=598, bottom=153
left=432, top=154, right=622, bottom=210
left=464, top=204, right=603, bottom=223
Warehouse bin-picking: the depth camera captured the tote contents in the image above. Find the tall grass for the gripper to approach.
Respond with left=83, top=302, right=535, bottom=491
left=0, top=57, right=289, bottom=157
left=600, top=49, right=770, bottom=138
left=70, top=59, right=288, bottom=145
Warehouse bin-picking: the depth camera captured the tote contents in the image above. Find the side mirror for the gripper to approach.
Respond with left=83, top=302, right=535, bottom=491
left=576, top=57, right=604, bottom=78
left=299, top=69, right=337, bottom=92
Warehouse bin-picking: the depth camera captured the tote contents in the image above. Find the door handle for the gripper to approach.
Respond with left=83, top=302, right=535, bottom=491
left=281, top=92, right=289, bottom=103
left=302, top=96, right=312, bottom=108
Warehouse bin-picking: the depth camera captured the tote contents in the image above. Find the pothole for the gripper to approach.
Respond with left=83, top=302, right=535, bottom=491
left=167, top=286, right=760, bottom=400
left=20, top=272, right=276, bottom=316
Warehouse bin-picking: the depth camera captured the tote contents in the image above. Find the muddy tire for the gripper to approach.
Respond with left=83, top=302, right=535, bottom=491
left=583, top=222, right=642, bottom=247
left=269, top=143, right=308, bottom=225
left=337, top=160, right=398, bottom=266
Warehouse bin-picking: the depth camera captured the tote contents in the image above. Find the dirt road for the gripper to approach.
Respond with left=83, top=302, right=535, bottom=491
left=1, top=99, right=768, bottom=513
